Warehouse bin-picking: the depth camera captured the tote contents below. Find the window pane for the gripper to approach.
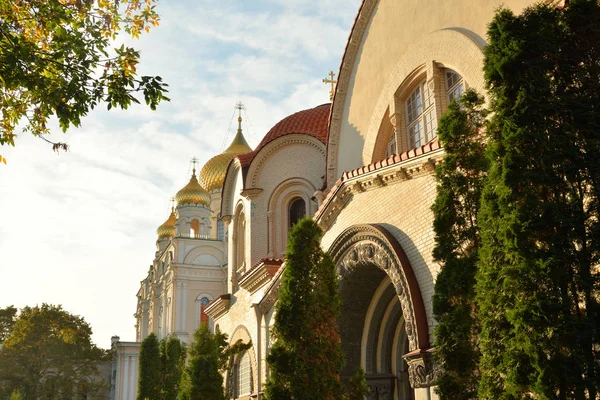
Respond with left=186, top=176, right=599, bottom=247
left=446, top=70, right=465, bottom=103
left=289, top=198, right=306, bottom=229
left=406, top=80, right=437, bottom=149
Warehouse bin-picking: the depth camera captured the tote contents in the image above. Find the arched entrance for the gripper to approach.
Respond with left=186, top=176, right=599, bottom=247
left=329, top=224, right=436, bottom=399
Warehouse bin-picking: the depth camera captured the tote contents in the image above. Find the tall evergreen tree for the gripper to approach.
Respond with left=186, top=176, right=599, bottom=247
left=161, top=336, right=186, bottom=400
left=264, top=218, right=344, bottom=400
left=432, top=89, right=488, bottom=400
left=180, top=324, right=226, bottom=400
left=137, top=333, right=161, bottom=400
left=477, top=1, right=600, bottom=398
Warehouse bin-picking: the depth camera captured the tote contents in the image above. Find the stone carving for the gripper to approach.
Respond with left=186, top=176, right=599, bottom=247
left=331, top=225, right=419, bottom=351
left=405, top=351, right=438, bottom=389
left=365, top=374, right=396, bottom=400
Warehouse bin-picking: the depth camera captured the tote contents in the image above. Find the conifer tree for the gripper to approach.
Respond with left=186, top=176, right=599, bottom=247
left=264, top=218, right=344, bottom=400
left=477, top=1, right=600, bottom=398
left=180, top=324, right=226, bottom=400
left=432, top=89, right=488, bottom=400
left=345, top=367, right=369, bottom=400
left=137, top=333, right=161, bottom=400
left=432, top=90, right=488, bottom=400
left=161, top=336, right=186, bottom=400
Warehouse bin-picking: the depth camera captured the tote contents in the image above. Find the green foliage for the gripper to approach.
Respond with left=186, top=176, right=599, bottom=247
left=432, top=89, right=488, bottom=400
left=161, top=336, right=186, bottom=400
left=180, top=324, right=226, bottom=400
left=476, top=1, right=600, bottom=398
left=344, top=367, right=369, bottom=400
left=9, top=389, right=22, bottom=400
left=137, top=333, right=161, bottom=400
left=0, top=304, right=109, bottom=400
left=0, top=0, right=169, bottom=163
left=264, top=218, right=344, bottom=400
left=0, top=305, right=17, bottom=343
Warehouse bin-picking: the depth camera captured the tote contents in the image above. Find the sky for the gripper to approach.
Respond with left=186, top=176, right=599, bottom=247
left=0, top=0, right=362, bottom=348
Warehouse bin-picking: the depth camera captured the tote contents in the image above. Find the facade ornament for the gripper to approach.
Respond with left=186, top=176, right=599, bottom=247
left=404, top=350, right=439, bottom=388
left=422, top=158, right=436, bottom=173
left=329, top=224, right=432, bottom=362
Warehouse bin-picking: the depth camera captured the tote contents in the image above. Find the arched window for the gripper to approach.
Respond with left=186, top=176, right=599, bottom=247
left=200, top=296, right=210, bottom=325
left=190, top=219, right=200, bottom=238
left=288, top=197, right=306, bottom=229
left=234, top=351, right=253, bottom=397
left=445, top=69, right=465, bottom=103
left=405, top=81, right=436, bottom=148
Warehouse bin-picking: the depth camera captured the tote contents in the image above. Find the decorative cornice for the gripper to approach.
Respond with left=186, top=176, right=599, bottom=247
left=238, top=258, right=283, bottom=295
left=240, top=188, right=263, bottom=199
left=204, top=294, right=231, bottom=320
left=404, top=348, right=439, bottom=388
left=257, top=265, right=286, bottom=315
left=316, top=142, right=443, bottom=233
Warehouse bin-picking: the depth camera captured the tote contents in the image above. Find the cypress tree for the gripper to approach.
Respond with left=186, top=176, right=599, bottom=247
left=161, top=336, right=186, bottom=400
left=137, top=333, right=161, bottom=400
left=180, top=324, right=225, bottom=400
left=477, top=1, right=600, bottom=398
left=264, top=218, right=344, bottom=400
left=345, top=367, right=369, bottom=400
left=432, top=89, right=488, bottom=400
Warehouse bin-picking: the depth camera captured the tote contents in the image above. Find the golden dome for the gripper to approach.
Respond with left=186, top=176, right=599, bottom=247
left=175, top=170, right=211, bottom=206
left=200, top=115, right=252, bottom=192
left=156, top=208, right=176, bottom=239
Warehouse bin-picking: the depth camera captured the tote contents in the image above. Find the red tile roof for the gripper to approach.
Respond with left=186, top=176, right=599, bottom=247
left=237, top=103, right=331, bottom=168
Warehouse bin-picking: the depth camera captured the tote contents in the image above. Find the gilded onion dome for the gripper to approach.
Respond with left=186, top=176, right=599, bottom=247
left=200, top=109, right=252, bottom=192
left=175, top=169, right=211, bottom=206
left=156, top=208, right=176, bottom=239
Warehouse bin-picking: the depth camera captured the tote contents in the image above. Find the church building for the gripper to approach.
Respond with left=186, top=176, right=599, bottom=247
left=110, top=0, right=559, bottom=399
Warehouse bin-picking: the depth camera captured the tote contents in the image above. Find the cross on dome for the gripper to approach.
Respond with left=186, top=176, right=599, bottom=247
left=323, top=71, right=337, bottom=101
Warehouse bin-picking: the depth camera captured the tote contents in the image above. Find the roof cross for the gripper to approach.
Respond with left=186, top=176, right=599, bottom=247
left=236, top=101, right=244, bottom=131
left=190, top=157, right=199, bottom=175
left=323, top=71, right=337, bottom=101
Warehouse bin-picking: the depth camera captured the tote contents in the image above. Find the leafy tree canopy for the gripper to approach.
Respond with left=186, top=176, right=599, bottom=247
left=0, top=305, right=17, bottom=343
left=0, top=304, right=109, bottom=400
left=0, top=0, right=169, bottom=164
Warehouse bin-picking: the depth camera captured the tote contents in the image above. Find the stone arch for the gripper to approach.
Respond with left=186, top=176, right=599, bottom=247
left=329, top=224, right=436, bottom=390
left=266, top=177, right=316, bottom=257
left=226, top=325, right=259, bottom=398
left=329, top=224, right=429, bottom=351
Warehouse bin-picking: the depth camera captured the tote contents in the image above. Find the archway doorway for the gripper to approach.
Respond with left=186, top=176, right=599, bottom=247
left=339, top=263, right=413, bottom=400
left=329, top=224, right=436, bottom=400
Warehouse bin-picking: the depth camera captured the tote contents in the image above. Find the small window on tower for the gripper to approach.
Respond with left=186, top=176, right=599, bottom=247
left=190, top=219, right=200, bottom=238
left=289, top=198, right=306, bottom=229
left=200, top=297, right=210, bottom=325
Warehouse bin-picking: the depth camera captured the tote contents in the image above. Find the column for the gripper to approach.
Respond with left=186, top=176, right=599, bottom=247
left=176, top=281, right=182, bottom=332
left=123, top=355, right=130, bottom=400
left=129, top=356, right=136, bottom=400
left=182, top=282, right=188, bottom=333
